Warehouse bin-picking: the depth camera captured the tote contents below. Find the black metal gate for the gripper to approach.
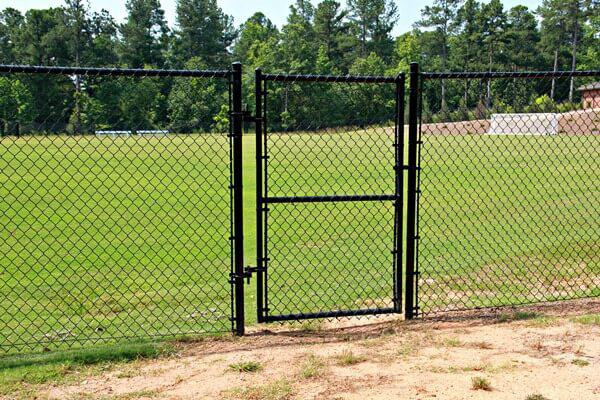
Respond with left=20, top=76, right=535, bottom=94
left=254, top=71, right=405, bottom=321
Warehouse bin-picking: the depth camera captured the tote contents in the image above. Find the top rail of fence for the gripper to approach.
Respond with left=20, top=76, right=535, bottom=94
left=422, top=70, right=600, bottom=80
left=261, top=72, right=403, bottom=84
left=0, top=64, right=231, bottom=78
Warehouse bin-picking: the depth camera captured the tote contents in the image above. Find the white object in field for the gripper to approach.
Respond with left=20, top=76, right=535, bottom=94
left=95, top=130, right=169, bottom=136
left=488, top=113, right=559, bottom=135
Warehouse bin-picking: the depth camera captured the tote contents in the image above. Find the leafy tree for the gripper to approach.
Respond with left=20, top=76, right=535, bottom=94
left=173, top=0, right=236, bottom=68
left=233, top=12, right=277, bottom=62
left=168, top=57, right=226, bottom=132
left=280, top=0, right=317, bottom=73
left=87, top=9, right=119, bottom=67
left=119, top=0, right=168, bottom=68
left=0, top=8, right=24, bottom=63
left=392, top=30, right=422, bottom=74
left=0, top=77, right=35, bottom=136
left=20, top=8, right=70, bottom=65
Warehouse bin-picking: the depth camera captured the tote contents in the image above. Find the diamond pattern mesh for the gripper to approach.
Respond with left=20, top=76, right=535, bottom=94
left=0, top=68, right=234, bottom=353
left=416, top=74, right=600, bottom=315
left=261, top=77, right=402, bottom=318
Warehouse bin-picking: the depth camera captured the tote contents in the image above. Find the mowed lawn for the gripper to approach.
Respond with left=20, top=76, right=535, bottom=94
left=1, top=130, right=599, bottom=353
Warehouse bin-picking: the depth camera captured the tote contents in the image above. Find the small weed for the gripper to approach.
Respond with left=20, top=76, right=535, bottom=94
left=526, top=316, right=558, bottom=327
left=442, top=337, right=462, bottom=347
left=397, top=342, right=416, bottom=358
left=497, top=311, right=541, bottom=323
left=571, top=358, right=589, bottom=367
left=299, top=320, right=324, bottom=332
left=225, top=379, right=293, bottom=400
left=335, top=350, right=366, bottom=366
left=228, top=361, right=263, bottom=373
left=471, top=376, right=492, bottom=391
left=525, top=395, right=550, bottom=400
left=299, top=354, right=324, bottom=379
left=571, top=314, right=600, bottom=326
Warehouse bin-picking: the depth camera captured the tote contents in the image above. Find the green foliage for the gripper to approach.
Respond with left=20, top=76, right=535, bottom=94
left=471, top=376, right=492, bottom=391
left=1, top=0, right=598, bottom=133
left=168, top=57, right=227, bottom=133
left=0, top=77, right=35, bottom=135
left=174, top=0, right=235, bottom=67
left=119, top=0, right=169, bottom=68
left=228, top=360, right=263, bottom=373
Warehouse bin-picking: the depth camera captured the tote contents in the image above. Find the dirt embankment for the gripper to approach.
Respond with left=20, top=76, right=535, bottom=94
left=40, top=299, right=600, bottom=400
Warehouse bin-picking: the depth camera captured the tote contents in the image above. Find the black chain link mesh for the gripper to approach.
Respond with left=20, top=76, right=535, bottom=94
left=260, top=75, right=402, bottom=318
left=416, top=72, right=600, bottom=315
left=0, top=66, right=234, bottom=353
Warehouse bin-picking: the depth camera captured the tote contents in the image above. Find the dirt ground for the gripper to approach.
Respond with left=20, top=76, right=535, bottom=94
left=44, top=300, right=600, bottom=400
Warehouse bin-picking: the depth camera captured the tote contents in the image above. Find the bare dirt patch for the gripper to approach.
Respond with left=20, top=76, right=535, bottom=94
left=41, top=299, right=600, bottom=400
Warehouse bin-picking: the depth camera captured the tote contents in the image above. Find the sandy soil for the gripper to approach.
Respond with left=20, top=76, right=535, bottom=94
left=43, top=299, right=600, bottom=400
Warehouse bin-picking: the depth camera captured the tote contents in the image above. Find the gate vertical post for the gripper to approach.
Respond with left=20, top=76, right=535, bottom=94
left=393, top=74, right=405, bottom=313
left=255, top=68, right=265, bottom=323
left=232, top=62, right=245, bottom=335
left=405, top=62, right=419, bottom=320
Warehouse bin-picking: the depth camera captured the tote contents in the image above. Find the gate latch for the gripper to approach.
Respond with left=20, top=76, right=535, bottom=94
left=243, top=266, right=264, bottom=284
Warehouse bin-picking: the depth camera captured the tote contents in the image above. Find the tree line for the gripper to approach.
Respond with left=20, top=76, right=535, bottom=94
left=0, top=0, right=598, bottom=135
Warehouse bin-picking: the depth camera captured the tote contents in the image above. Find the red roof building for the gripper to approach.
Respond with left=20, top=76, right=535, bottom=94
left=578, top=82, right=600, bottom=109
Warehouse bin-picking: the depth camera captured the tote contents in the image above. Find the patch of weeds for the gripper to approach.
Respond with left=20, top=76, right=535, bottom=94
left=525, top=394, right=550, bottom=400
left=571, top=358, right=589, bottom=367
left=228, top=360, right=263, bottom=373
left=299, top=320, right=324, bottom=332
left=471, top=376, right=492, bottom=391
left=397, top=342, right=416, bottom=358
left=299, top=354, right=324, bottom=379
left=0, top=342, right=172, bottom=397
left=497, top=311, right=542, bottom=323
left=113, top=390, right=160, bottom=399
left=442, top=337, right=462, bottom=347
left=335, top=350, right=366, bottom=366
left=526, top=316, right=558, bottom=328
left=225, top=379, right=293, bottom=400
left=571, top=314, right=600, bottom=326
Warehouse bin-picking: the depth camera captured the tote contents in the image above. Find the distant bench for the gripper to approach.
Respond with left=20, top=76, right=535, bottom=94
left=95, top=130, right=169, bottom=136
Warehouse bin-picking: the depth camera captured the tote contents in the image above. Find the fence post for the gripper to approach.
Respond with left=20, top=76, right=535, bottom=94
left=255, top=68, right=265, bottom=323
left=232, top=62, right=245, bottom=335
left=405, top=62, right=419, bottom=320
left=393, top=74, right=405, bottom=313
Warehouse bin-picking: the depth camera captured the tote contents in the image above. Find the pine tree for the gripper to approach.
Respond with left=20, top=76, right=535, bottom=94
left=416, top=0, right=462, bottom=111
left=174, top=0, right=235, bottom=67
left=119, top=0, right=168, bottom=68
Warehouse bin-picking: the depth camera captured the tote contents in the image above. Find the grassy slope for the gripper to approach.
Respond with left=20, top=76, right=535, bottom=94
left=1, top=130, right=599, bottom=354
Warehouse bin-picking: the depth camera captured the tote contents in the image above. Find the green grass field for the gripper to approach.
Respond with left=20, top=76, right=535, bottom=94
left=1, top=130, right=599, bottom=354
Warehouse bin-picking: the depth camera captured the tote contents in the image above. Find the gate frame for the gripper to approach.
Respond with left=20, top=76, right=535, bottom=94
left=253, top=71, right=406, bottom=322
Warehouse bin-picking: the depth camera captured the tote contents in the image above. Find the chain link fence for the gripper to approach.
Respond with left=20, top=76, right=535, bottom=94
left=0, top=65, right=236, bottom=353
left=256, top=73, right=404, bottom=321
left=415, top=71, right=600, bottom=315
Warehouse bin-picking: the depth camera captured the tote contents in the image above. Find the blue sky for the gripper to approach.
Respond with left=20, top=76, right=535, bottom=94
left=3, top=0, right=544, bottom=35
